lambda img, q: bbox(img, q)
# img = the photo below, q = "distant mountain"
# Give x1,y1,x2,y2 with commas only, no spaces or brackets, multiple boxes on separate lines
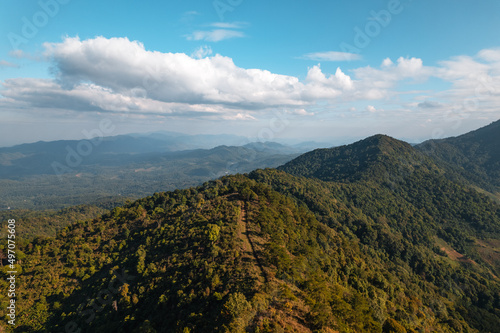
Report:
243,141,302,154
0,133,308,179
0,133,245,177
0,137,300,209
417,119,500,192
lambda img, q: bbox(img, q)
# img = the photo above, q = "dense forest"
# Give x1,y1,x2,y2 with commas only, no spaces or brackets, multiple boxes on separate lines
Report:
417,119,500,194
0,197,129,240
0,143,299,210
0,121,499,332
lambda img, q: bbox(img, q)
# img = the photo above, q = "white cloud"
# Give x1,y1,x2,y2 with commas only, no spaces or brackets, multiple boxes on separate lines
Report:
303,65,354,100
0,36,336,118
8,49,40,61
186,22,247,42
38,37,365,112
210,22,246,29
191,45,213,59
301,51,362,62
350,56,434,100
355,57,431,84
432,50,500,114
291,108,314,116
186,29,245,42
222,113,256,120
2,36,500,126
0,60,18,68
437,56,490,81
477,49,500,62
306,66,353,89
381,58,393,68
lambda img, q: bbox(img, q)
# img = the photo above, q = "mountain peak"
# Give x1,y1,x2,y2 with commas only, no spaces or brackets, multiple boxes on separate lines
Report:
278,134,421,183
417,118,500,190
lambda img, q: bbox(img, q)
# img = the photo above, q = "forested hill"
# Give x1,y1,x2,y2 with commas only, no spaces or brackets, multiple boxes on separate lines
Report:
417,119,500,193
3,173,500,332
1,124,500,332
277,132,500,275
277,134,435,183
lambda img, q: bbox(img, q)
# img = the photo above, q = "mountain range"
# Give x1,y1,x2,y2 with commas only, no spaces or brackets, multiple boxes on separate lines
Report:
0,132,331,210
0,120,499,332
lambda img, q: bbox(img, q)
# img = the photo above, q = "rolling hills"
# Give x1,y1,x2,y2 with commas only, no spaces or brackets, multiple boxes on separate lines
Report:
1,122,499,332
0,134,309,210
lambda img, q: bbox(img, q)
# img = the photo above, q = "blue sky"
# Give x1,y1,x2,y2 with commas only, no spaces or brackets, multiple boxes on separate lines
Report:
1,0,500,146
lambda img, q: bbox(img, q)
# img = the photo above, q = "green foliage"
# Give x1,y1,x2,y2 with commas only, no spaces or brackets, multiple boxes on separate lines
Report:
1,129,500,332
383,318,407,333
418,119,500,192
0,204,113,240
208,224,221,244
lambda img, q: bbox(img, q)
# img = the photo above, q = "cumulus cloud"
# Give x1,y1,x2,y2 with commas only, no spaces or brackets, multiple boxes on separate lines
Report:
191,45,213,59
349,57,435,100
432,50,500,116
381,58,393,68
478,49,500,62
2,36,500,123
355,57,431,84
0,36,356,118
301,51,362,62
1,77,231,118
291,108,314,116
437,56,490,82
304,65,354,99
42,37,309,108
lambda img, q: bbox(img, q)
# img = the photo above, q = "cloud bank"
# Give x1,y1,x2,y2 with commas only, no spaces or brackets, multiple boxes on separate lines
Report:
1,37,357,118
1,37,500,122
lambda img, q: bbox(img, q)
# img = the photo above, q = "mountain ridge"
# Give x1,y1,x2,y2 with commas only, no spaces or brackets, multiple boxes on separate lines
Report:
279,134,436,184
417,119,500,192
1,121,500,332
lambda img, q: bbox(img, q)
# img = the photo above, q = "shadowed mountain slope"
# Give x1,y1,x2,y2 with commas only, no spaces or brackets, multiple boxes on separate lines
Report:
417,119,500,192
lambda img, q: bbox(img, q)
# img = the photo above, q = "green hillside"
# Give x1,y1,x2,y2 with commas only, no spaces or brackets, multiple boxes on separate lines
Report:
417,119,500,193
277,134,436,183
1,130,499,332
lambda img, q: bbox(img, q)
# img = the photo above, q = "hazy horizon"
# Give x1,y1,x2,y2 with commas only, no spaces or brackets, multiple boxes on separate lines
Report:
1,1,500,148
1,117,496,149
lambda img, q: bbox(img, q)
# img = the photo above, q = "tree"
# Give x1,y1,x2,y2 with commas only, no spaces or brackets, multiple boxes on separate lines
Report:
383,318,407,333
208,224,221,245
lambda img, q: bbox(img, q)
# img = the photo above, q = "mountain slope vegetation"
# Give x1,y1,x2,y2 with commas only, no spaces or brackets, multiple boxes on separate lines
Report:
1,126,500,332
417,119,500,193
2,172,499,332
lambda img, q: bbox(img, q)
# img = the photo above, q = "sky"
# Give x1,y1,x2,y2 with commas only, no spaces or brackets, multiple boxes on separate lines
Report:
0,0,500,147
